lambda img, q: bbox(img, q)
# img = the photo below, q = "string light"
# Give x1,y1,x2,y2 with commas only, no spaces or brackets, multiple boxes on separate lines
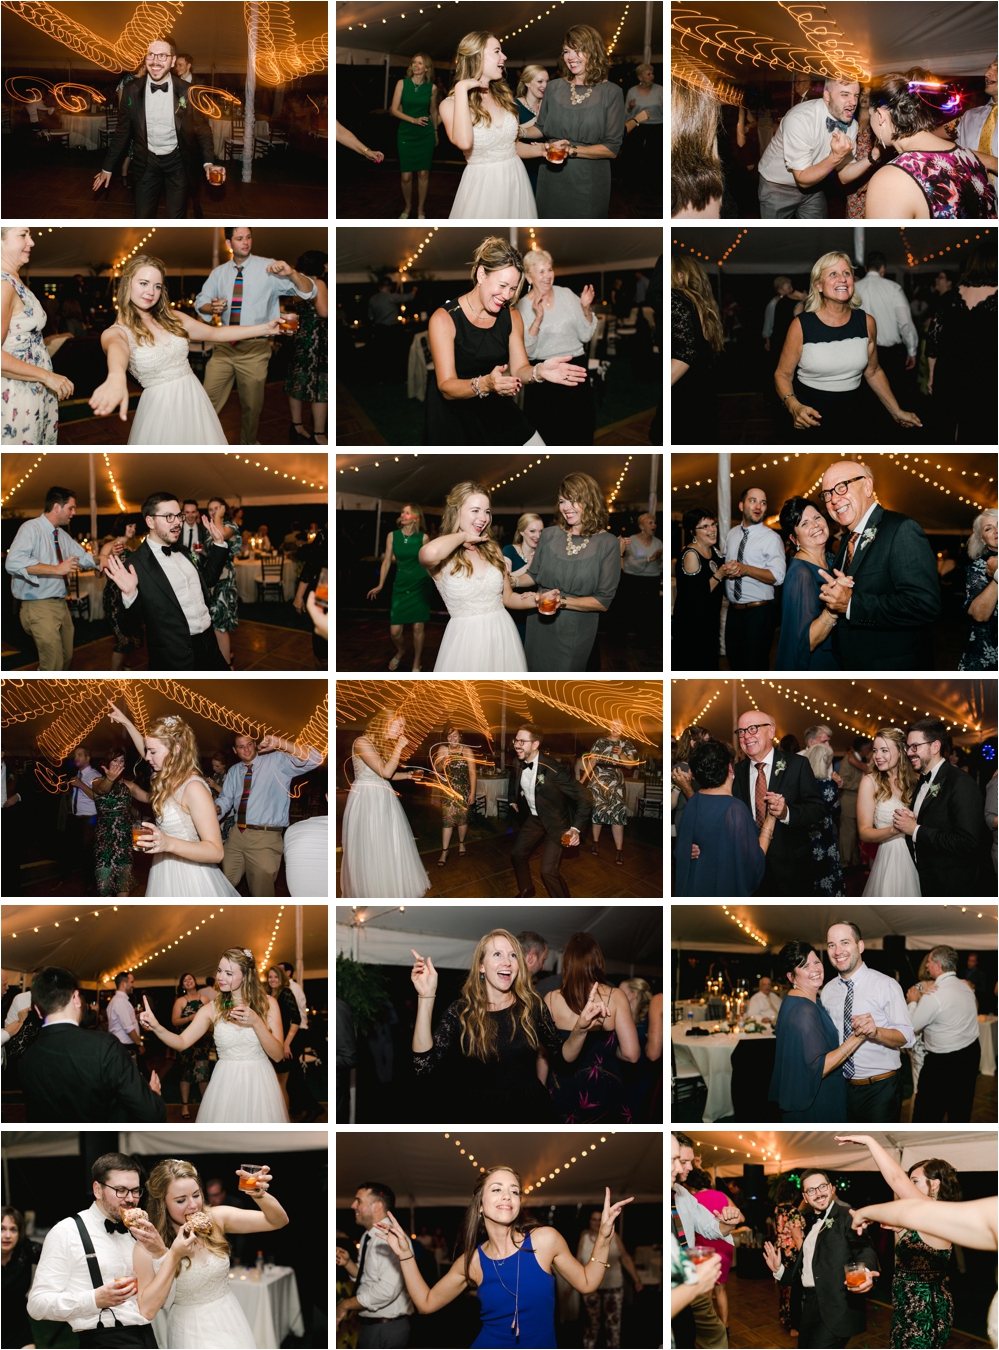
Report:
720,905,767,947
187,85,242,119
884,454,991,510
441,1130,614,1194
672,678,729,732
672,2,869,79
399,226,439,276
258,905,285,974
606,2,630,56
0,2,185,70
250,2,329,85
114,228,158,269
125,906,227,974
486,455,550,491
222,451,325,490
777,1,870,80
4,75,106,112
499,3,567,43
1,452,47,506
608,455,634,509
670,57,743,106
718,230,748,265
103,453,126,512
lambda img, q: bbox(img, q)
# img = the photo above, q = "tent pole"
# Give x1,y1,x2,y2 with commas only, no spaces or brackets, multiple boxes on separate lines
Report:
500,684,507,771
718,453,731,536
643,0,653,65
243,2,259,183
88,453,97,543
384,56,390,109
296,905,303,985
648,452,659,518
509,226,517,249
854,225,864,269
375,498,382,555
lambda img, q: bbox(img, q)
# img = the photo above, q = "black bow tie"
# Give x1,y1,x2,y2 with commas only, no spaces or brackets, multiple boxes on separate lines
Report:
160,543,183,556
919,772,931,784
150,81,169,93
104,1218,129,1235
521,760,535,772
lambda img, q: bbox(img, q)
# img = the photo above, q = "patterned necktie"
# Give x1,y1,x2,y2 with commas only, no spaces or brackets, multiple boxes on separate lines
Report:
844,530,860,573
979,102,997,154
842,978,855,1078
670,1192,689,1250
53,528,69,596
754,760,767,831
236,763,253,831
733,525,749,601
229,265,244,345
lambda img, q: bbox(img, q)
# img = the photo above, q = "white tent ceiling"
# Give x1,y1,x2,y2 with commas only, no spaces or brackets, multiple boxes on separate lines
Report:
669,679,997,745
669,226,998,276
671,1,996,79
683,1130,998,1176
1,1130,325,1157
336,904,664,971
336,226,663,282
2,1,328,73
2,451,329,512
337,1130,662,1207
18,228,329,277
1,904,330,983
670,903,999,952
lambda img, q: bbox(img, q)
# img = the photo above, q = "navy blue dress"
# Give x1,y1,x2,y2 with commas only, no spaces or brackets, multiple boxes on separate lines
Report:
769,994,847,1122
502,544,536,645
673,793,765,897
775,554,839,670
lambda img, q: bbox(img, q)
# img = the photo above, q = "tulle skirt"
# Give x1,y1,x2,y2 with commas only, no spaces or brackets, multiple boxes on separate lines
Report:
434,608,529,673
197,1055,289,1123
863,836,922,897
167,1290,257,1348
340,779,430,899
129,370,228,445
450,154,538,220
146,852,241,897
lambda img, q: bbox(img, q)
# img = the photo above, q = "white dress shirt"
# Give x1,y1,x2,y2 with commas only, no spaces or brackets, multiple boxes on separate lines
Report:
747,990,782,1020
288,977,309,1030
520,754,541,815
122,541,226,633
854,271,919,356
759,97,859,187
722,522,786,603
907,970,980,1053
144,74,180,155
672,1184,734,1247
72,765,100,818
355,1228,416,1319
107,988,139,1046
911,757,945,842
180,521,202,552
5,989,32,1028
746,746,791,824
957,101,997,187
820,962,915,1076
26,1203,160,1331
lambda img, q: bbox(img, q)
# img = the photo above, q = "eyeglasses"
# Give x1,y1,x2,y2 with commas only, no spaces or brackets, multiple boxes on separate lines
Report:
104,1185,143,1199
512,738,536,746
153,512,183,523
818,475,867,503
907,740,933,750
735,724,774,737
803,1183,830,1198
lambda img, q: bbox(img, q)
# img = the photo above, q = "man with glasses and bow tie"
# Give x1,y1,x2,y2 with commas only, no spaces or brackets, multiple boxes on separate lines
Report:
757,75,875,217
510,723,591,897
27,1150,177,1348
816,459,941,670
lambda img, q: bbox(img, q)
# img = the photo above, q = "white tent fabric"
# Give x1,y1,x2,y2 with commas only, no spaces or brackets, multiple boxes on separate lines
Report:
19,227,329,277
337,1131,662,1207
671,904,999,952
687,1130,998,1177
122,1130,326,1156
1,1132,80,1158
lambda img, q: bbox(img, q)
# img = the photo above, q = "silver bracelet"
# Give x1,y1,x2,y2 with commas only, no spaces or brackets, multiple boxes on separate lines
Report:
471,375,489,398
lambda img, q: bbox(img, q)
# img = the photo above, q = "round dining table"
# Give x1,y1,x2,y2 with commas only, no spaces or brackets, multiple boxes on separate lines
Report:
476,775,510,816
61,112,105,149
211,116,270,159
233,556,296,603
671,1022,775,1122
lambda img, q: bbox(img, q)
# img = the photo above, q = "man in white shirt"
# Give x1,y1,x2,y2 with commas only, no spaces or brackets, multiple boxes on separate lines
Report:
179,500,208,556
853,252,919,407
336,1181,414,1347
66,744,100,889
746,977,782,1023
757,77,874,217
27,1150,173,1347
720,486,786,669
821,921,915,1122
107,972,143,1059
955,58,997,191
672,1133,742,1349
907,945,982,1122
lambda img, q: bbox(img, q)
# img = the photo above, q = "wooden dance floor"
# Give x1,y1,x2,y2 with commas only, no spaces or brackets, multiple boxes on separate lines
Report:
9,621,317,672
335,835,662,899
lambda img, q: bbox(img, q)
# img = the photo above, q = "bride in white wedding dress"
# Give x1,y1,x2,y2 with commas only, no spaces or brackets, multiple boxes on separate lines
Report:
441,33,563,218
109,704,240,897
858,727,922,896
88,253,280,444
340,709,431,898
419,482,541,671
134,1157,288,1348
140,948,289,1122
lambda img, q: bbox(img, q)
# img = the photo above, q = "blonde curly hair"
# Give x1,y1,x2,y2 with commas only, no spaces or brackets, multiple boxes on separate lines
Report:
213,947,272,1023
869,726,920,809
450,32,517,126
145,1158,231,1270
114,254,188,347
146,715,209,819
435,481,507,580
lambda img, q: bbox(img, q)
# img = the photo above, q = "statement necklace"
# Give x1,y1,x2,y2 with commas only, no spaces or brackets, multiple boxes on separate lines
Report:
565,531,588,556
569,82,592,106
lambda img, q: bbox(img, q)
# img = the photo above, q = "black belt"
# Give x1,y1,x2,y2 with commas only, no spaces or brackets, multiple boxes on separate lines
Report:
359,1315,409,1324
239,824,287,833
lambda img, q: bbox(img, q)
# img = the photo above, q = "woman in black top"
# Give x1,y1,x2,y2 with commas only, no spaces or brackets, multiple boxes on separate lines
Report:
671,506,725,669
2,1206,42,1350
425,235,586,446
266,965,301,1116
671,255,724,444
410,929,613,1123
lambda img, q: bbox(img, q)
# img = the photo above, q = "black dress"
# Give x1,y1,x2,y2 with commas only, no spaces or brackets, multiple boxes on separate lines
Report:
925,289,997,444
671,290,717,444
413,998,572,1122
424,300,538,446
671,545,724,668
2,1239,42,1349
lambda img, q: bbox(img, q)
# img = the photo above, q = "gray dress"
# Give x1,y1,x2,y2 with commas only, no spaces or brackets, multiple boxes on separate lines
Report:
524,526,621,670
535,79,625,219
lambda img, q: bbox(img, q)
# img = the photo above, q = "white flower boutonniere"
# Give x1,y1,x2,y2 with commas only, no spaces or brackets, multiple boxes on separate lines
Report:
927,782,941,798
774,758,787,775
177,95,187,111
819,1210,837,1232
859,526,877,551
537,773,546,786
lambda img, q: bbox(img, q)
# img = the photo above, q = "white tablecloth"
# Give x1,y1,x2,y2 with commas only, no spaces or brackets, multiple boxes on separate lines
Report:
477,776,510,816
672,1023,774,1122
980,1014,997,1076
624,780,645,816
212,116,270,158
673,1002,709,1024
234,557,296,603
61,112,105,149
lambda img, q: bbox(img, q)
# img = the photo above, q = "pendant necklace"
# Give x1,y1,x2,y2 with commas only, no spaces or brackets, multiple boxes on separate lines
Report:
493,1245,521,1340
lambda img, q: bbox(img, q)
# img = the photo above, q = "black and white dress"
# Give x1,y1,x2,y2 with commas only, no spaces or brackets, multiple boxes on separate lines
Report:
790,308,869,442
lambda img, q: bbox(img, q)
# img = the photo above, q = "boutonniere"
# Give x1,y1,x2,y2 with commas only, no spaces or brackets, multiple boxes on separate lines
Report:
819,1210,837,1232
927,782,941,798
537,773,546,786
774,758,787,775
177,95,187,112
860,526,877,550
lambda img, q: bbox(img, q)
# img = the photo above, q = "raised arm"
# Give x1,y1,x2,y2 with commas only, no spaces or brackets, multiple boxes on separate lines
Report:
371,1214,471,1313
834,1135,917,1197
107,701,146,756
140,995,216,1052
851,1196,998,1250
549,1189,635,1293
214,1165,289,1232
354,733,409,781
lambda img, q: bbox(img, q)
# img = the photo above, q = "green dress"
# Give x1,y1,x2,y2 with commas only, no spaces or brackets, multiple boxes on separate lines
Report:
397,77,435,171
390,528,433,623
440,748,471,826
94,779,133,897
889,1232,953,1348
589,736,638,825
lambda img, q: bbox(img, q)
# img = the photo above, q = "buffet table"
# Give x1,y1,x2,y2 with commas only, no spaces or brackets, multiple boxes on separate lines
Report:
233,557,296,603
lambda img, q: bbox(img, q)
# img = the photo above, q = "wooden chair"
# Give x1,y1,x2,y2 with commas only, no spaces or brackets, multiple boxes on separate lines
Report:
254,555,285,602
65,568,91,622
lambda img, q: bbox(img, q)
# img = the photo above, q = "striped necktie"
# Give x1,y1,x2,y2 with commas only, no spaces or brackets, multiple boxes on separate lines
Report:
841,978,855,1078
53,528,69,595
229,265,244,344
733,526,749,601
236,763,253,831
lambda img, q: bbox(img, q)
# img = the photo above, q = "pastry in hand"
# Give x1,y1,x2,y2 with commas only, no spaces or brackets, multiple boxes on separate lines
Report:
187,1211,213,1234
121,1207,148,1228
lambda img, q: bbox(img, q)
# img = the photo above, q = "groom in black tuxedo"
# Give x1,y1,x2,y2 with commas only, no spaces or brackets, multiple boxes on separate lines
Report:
732,711,825,896
104,492,230,670
94,37,223,218
893,717,987,896
816,459,940,670
510,724,591,897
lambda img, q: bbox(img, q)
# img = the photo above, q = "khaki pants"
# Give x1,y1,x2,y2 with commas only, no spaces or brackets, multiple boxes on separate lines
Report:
20,597,75,670
222,827,284,895
202,338,271,444
691,1290,728,1349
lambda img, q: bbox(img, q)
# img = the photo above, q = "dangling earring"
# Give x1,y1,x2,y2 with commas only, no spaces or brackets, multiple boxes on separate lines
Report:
480,972,485,981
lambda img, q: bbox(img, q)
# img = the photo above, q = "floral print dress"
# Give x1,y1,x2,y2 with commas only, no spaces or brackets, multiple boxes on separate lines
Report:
588,736,638,826
547,1025,629,1123
283,296,327,402
810,776,845,896
958,549,997,670
2,272,58,444
439,748,471,827
775,1202,806,1331
93,779,134,897
890,1231,953,1349
670,1234,696,1350
209,524,242,633
177,996,213,1083
891,147,996,218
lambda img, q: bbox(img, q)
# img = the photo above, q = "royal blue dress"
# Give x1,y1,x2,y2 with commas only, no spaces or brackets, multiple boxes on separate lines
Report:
775,554,839,670
473,1235,556,1348
673,793,765,897
769,994,847,1122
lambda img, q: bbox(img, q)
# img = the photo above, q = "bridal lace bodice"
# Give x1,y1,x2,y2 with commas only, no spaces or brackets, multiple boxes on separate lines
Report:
212,1015,270,1063
351,745,393,793
172,1246,231,1307
873,795,907,840
433,563,505,618
123,325,193,389
156,778,206,842
465,109,518,165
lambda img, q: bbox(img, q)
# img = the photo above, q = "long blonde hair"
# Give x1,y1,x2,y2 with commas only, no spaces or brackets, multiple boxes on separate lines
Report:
145,1159,231,1270
671,254,724,353
115,254,187,347
458,930,542,1062
804,251,863,313
362,707,403,762
870,726,920,808
146,715,208,818
621,977,653,1023
451,32,517,125
213,947,272,1023
436,481,507,579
